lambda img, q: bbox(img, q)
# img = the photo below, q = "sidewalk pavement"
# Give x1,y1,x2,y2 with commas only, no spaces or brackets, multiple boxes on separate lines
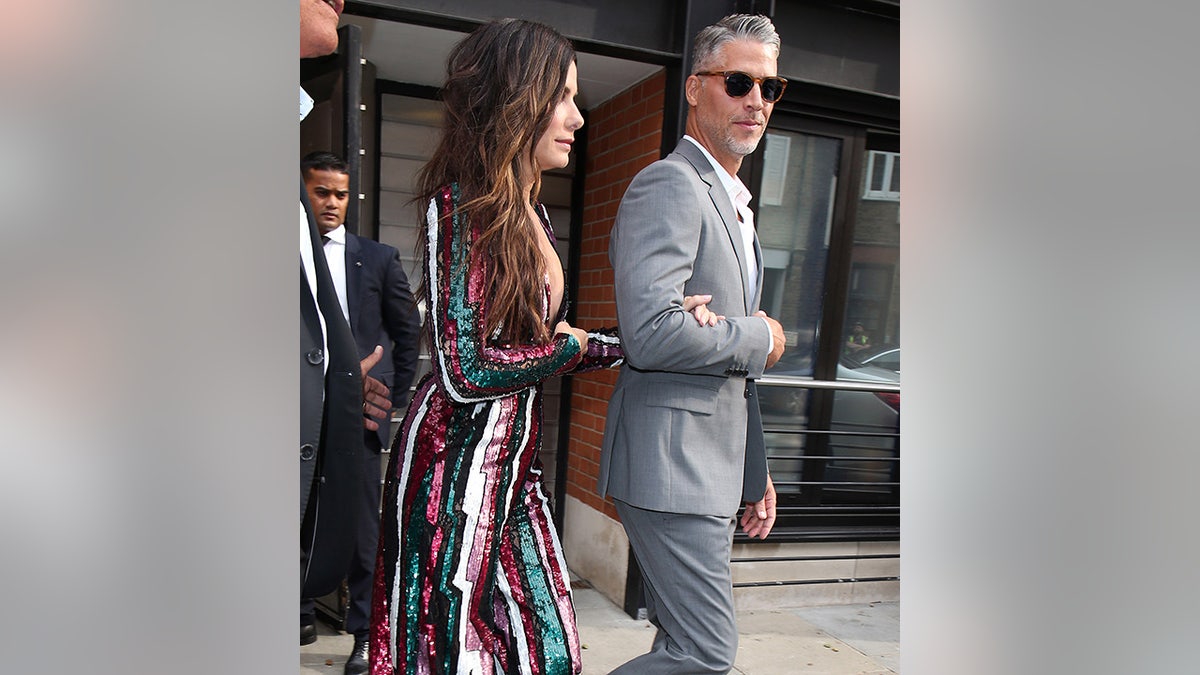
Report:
301,582,898,674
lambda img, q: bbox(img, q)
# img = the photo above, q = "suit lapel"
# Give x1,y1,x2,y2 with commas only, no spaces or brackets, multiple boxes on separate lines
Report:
301,179,356,370
750,231,764,311
345,233,363,330
675,142,752,314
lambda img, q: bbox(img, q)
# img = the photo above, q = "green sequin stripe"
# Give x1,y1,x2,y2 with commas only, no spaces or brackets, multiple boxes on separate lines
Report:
397,403,487,673
436,184,583,398
509,499,572,673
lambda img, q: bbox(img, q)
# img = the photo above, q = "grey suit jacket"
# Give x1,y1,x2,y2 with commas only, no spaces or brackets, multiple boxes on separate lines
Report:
599,140,771,518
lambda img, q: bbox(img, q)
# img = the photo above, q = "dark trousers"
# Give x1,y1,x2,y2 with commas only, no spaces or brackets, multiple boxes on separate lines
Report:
302,430,383,639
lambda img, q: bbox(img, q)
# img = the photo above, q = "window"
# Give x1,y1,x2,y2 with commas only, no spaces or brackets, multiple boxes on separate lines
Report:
749,123,900,539
863,150,899,201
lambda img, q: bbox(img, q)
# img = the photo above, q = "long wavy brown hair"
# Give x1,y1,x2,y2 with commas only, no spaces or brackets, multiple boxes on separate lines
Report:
417,19,576,345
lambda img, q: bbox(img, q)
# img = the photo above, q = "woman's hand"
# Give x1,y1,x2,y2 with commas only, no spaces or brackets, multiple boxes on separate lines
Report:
682,294,724,327
554,321,589,348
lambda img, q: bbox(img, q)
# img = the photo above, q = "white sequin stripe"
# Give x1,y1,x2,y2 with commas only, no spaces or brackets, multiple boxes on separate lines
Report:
586,330,621,362
424,198,473,404
586,330,620,347
494,563,533,675
529,466,581,667
427,196,512,405
493,392,539,675
451,395,525,674
387,384,434,671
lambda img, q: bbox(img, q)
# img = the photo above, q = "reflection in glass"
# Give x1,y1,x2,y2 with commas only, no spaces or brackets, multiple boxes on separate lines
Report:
752,132,900,510
755,131,842,376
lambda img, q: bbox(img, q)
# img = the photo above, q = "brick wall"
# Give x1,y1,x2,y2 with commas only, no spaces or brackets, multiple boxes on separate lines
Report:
566,69,672,521
566,71,666,521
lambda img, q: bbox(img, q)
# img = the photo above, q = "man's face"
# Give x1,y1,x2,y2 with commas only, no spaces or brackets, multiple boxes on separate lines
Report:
304,169,350,235
300,0,343,58
686,39,778,171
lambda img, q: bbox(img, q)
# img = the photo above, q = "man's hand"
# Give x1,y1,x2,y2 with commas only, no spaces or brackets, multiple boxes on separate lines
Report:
755,311,786,368
360,346,391,432
682,294,724,327
739,474,777,539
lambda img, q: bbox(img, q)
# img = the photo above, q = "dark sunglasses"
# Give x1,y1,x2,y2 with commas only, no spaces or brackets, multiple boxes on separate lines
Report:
694,70,788,103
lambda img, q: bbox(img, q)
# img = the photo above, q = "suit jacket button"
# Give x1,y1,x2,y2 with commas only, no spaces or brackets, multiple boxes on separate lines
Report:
300,443,316,461
306,348,324,365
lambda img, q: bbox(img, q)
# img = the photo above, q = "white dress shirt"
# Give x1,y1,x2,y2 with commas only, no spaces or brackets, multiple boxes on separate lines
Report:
682,136,759,292
681,136,771,353
321,224,350,322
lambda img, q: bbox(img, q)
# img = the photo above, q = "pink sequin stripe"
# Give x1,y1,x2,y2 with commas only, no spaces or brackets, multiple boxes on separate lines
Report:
496,530,538,674
427,189,582,402
490,396,575,675
456,398,517,669
526,471,582,670
370,376,438,675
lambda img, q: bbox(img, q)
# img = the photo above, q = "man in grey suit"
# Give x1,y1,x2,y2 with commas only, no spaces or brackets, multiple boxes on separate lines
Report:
600,14,787,674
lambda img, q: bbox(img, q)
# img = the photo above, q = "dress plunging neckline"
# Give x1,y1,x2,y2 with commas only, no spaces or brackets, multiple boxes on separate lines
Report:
531,204,565,325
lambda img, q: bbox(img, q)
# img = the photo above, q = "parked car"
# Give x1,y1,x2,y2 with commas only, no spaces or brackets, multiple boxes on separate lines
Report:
830,347,899,499
850,344,899,374
758,346,899,500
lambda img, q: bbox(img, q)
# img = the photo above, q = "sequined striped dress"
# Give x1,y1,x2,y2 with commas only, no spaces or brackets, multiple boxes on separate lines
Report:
369,185,622,675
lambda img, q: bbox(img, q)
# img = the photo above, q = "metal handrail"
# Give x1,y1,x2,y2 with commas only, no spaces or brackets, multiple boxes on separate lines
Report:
732,553,898,563
769,454,898,462
757,375,900,393
764,428,898,438
775,480,900,487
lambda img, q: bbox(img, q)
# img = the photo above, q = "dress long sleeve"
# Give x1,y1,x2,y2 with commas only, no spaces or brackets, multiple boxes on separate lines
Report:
425,185,587,403
572,327,622,373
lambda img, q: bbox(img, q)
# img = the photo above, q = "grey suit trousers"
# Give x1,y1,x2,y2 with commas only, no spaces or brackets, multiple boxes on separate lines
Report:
613,499,738,675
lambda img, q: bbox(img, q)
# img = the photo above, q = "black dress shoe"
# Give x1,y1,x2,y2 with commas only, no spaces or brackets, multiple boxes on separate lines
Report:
344,637,369,675
300,623,317,646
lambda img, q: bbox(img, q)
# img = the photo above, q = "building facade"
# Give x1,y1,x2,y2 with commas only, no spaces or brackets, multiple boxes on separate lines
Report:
302,0,900,616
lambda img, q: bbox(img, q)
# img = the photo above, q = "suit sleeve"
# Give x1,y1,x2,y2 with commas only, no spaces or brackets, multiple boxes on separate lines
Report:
610,160,770,377
381,248,421,407
425,187,584,403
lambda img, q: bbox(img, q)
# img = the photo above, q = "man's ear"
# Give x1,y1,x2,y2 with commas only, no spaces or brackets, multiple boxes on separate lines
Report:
684,75,701,107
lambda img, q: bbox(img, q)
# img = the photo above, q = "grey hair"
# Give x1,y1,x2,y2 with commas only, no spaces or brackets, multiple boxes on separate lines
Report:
690,14,781,73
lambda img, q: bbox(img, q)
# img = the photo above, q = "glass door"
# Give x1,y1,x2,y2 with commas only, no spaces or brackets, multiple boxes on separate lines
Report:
752,129,841,499
744,118,900,534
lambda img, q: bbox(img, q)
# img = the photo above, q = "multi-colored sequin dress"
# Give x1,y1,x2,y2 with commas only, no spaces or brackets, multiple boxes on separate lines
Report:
369,185,622,675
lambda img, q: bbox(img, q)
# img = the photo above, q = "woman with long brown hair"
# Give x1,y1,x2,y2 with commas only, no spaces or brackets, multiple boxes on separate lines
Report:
368,19,716,675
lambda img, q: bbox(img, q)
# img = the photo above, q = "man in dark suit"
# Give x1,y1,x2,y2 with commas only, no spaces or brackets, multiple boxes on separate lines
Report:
300,0,393,652
301,152,421,675
600,14,787,674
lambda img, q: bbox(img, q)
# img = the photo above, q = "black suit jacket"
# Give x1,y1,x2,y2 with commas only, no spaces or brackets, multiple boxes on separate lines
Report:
299,181,363,597
344,232,420,450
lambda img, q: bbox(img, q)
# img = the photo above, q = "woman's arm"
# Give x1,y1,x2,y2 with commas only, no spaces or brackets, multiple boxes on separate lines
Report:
425,186,584,403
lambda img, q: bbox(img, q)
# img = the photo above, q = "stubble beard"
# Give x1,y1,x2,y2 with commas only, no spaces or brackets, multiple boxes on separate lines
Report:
720,122,764,158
